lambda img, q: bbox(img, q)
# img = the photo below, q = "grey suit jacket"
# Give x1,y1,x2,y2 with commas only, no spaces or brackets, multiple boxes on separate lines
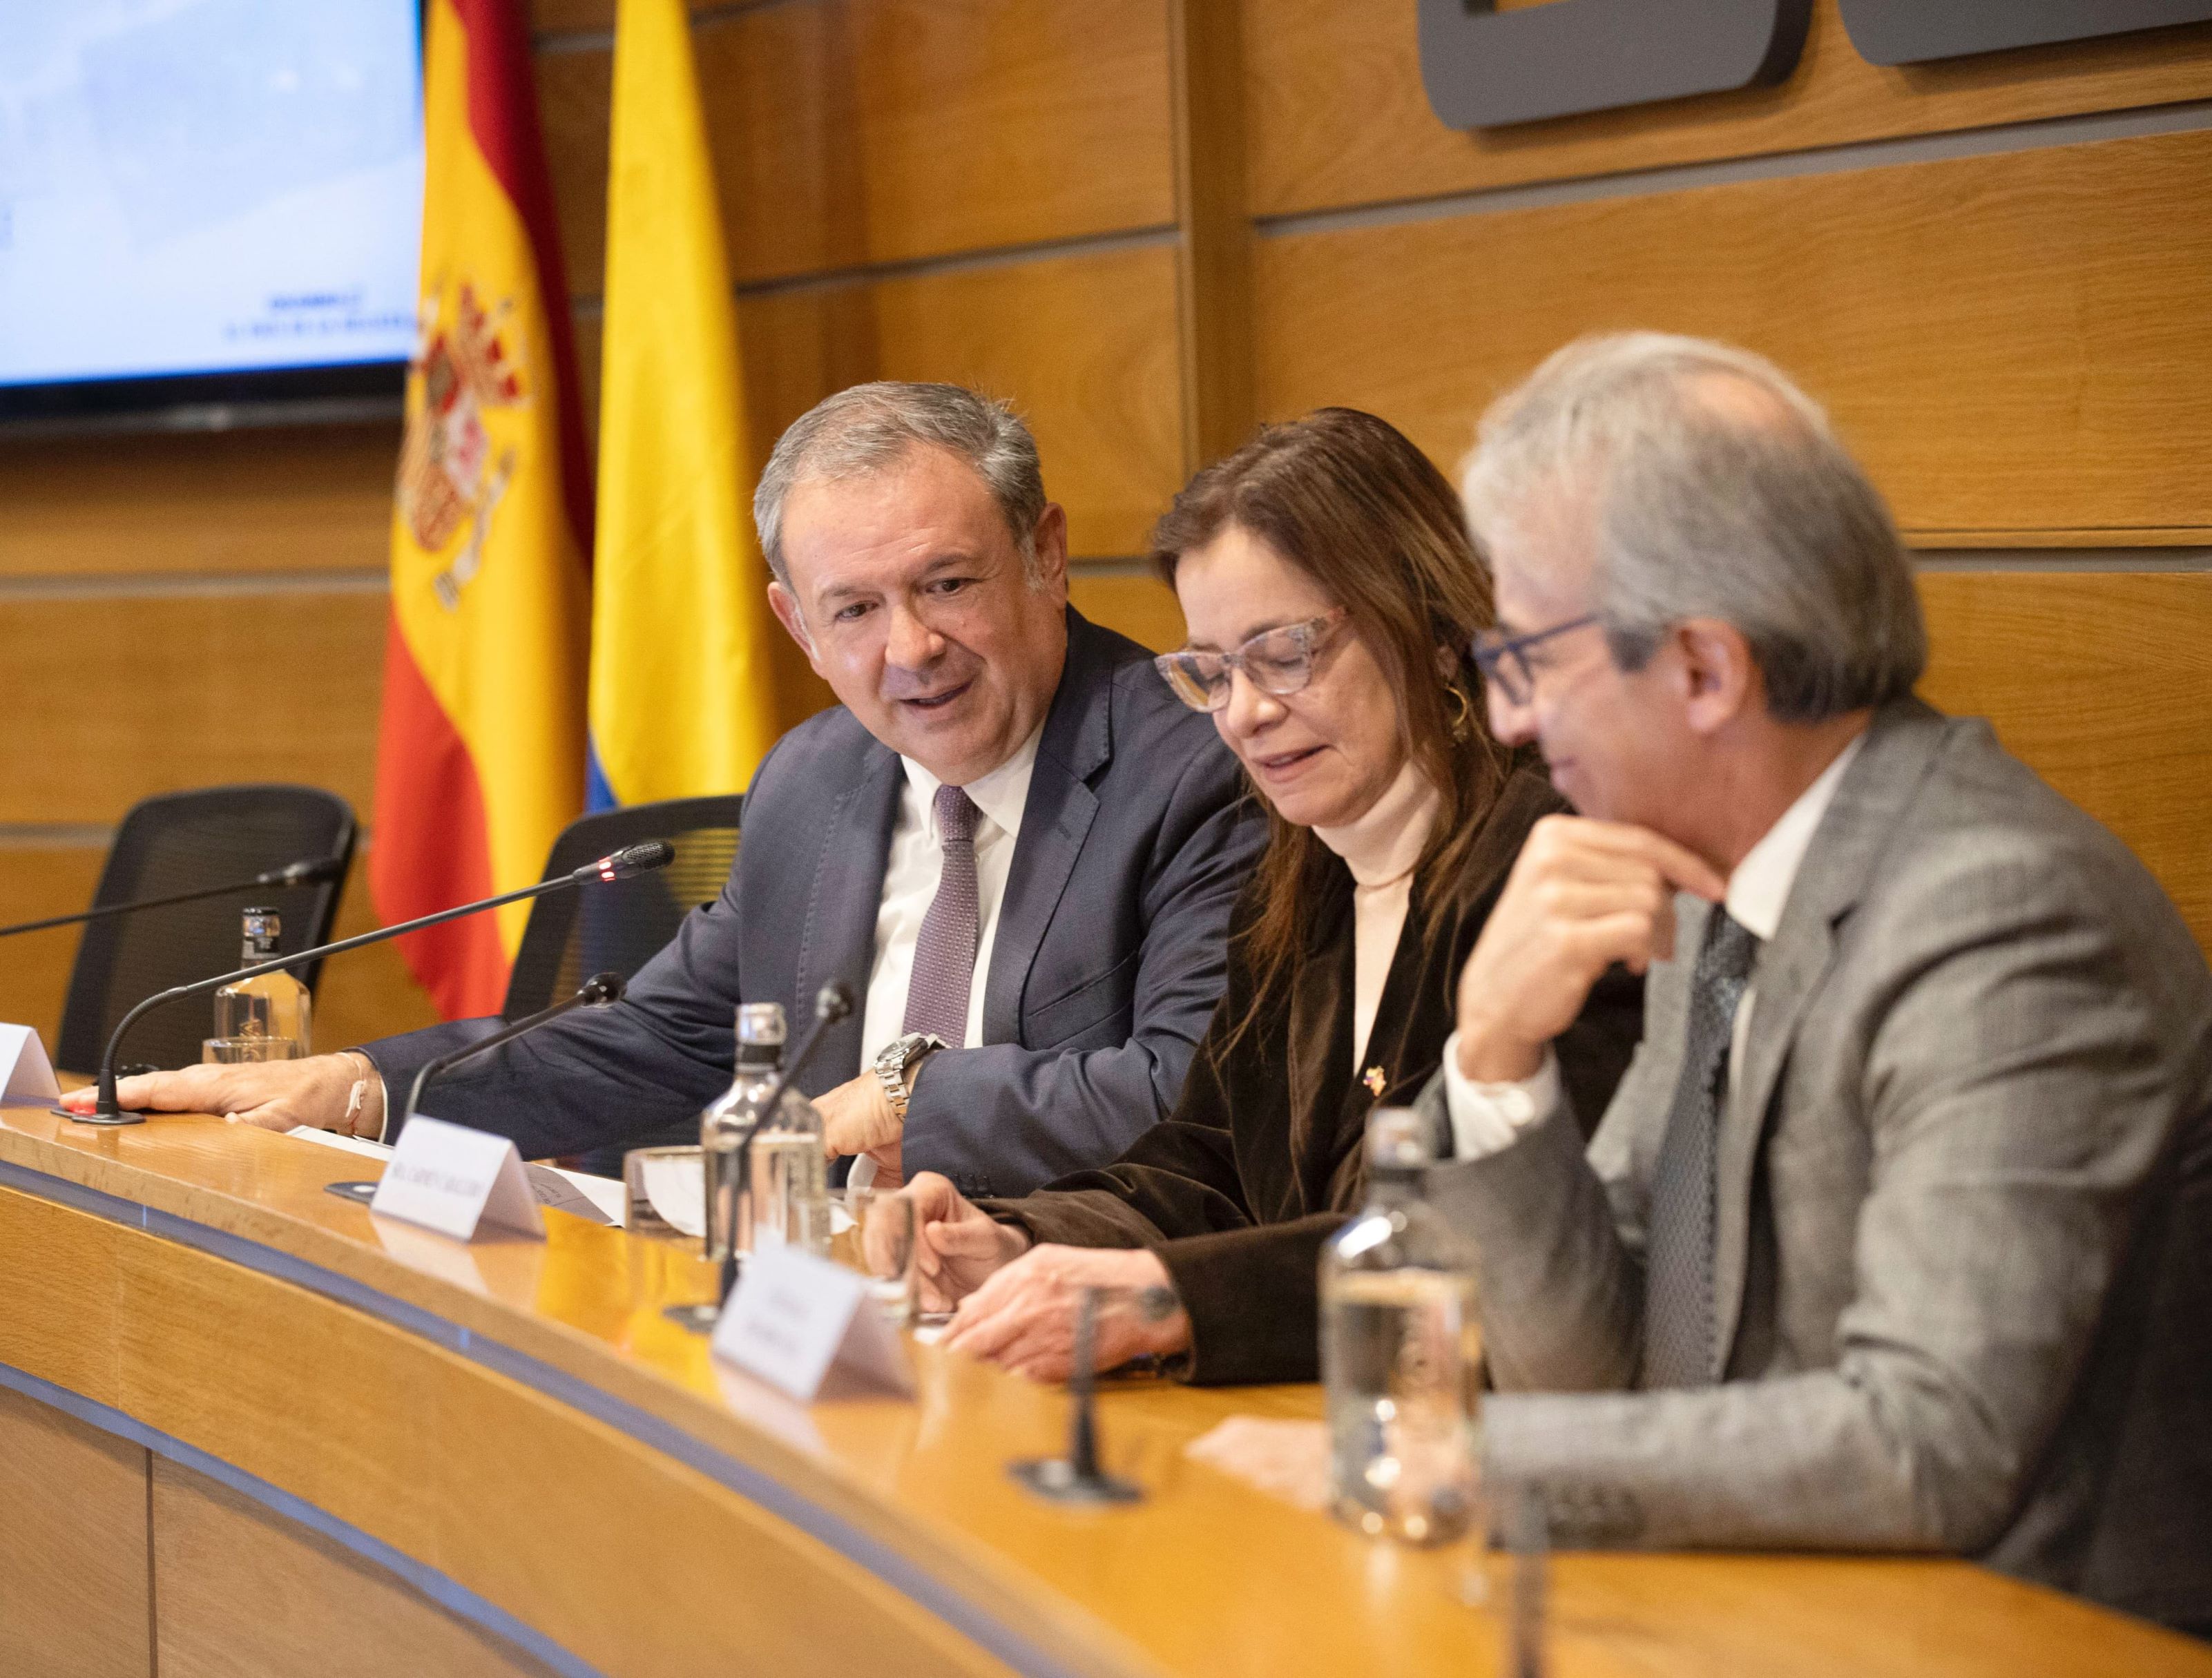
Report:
367,610,1268,1196
1422,697,2212,1631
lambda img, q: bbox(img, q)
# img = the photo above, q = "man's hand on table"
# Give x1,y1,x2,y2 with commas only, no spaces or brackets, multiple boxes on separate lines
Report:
1453,814,1724,1081
943,1244,1191,1382
57,1052,380,1137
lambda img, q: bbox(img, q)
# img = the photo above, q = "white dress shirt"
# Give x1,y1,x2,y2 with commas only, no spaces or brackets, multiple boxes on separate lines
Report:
1313,760,1440,1073
857,724,1042,1070
1441,734,1866,1159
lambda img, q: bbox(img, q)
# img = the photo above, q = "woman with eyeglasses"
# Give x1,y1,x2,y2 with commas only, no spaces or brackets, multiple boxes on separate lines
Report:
890,407,1643,1384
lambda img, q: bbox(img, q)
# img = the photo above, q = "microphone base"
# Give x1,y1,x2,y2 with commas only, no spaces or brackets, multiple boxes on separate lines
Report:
57,1105,146,1127
662,1301,722,1335
1008,1456,1143,1506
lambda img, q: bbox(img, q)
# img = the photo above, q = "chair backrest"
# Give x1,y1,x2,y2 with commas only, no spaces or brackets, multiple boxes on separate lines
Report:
57,785,358,1076
501,795,744,1021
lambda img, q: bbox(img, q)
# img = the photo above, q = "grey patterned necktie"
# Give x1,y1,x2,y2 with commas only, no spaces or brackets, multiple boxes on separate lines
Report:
1642,907,1761,1390
901,784,981,1048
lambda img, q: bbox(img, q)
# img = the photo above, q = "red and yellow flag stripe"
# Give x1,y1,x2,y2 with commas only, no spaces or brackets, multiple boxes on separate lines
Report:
373,0,592,1019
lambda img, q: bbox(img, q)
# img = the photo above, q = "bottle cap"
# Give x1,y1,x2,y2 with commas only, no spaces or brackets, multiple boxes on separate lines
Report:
735,1002,788,1047
1365,1106,1432,1175
241,905,282,947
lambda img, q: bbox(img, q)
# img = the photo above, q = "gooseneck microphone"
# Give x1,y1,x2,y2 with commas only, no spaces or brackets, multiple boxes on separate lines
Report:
399,971,626,1134
0,854,349,941
713,980,856,1300
752,982,857,1153
63,842,676,1128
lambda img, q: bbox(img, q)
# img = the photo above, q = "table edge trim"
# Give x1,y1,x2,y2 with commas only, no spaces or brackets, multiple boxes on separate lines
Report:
0,1156,1084,1678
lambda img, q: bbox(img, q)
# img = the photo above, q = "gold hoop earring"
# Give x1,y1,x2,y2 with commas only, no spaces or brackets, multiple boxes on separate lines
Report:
1445,682,1474,742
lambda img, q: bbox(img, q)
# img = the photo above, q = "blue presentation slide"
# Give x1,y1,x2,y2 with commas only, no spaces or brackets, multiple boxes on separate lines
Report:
0,0,424,388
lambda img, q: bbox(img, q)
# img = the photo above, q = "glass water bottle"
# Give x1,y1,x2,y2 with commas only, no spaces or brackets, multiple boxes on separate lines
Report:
699,1003,827,1269
744,1032,829,1259
210,906,311,1059
1320,1106,1483,1546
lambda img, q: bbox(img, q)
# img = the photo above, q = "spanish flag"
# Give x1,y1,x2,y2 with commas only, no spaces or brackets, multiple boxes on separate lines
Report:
375,0,592,1019
586,0,782,809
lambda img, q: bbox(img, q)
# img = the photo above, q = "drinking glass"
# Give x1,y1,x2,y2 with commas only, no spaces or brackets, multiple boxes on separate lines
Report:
838,1186,919,1325
202,1036,300,1064
622,1144,705,1238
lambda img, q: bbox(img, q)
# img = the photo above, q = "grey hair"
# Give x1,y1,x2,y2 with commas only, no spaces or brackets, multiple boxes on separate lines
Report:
752,381,1047,592
1461,331,1925,722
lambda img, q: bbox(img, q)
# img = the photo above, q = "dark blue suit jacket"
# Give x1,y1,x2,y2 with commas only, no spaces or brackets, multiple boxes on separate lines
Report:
365,610,1267,1196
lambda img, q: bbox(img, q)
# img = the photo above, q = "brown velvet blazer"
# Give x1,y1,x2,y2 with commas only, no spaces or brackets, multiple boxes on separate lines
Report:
986,767,1644,1385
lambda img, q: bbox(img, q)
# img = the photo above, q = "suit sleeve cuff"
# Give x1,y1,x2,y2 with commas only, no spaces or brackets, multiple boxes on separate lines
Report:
1439,1032,1559,1161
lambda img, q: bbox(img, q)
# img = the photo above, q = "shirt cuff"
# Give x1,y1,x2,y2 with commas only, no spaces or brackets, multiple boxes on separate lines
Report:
1438,1032,1559,1161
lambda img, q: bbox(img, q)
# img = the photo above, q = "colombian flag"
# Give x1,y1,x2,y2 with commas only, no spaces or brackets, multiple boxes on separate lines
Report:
375,0,592,1019
586,0,782,809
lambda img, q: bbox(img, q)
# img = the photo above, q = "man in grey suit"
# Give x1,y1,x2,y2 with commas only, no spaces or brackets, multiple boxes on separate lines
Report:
93,383,1264,1197
1432,334,2212,1631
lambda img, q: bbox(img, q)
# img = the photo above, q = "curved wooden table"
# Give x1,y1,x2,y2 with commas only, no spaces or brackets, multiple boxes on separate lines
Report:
1,1104,2206,1678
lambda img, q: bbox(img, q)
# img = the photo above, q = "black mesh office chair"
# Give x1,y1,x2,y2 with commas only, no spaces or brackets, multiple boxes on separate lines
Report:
55,785,357,1076
503,796,743,1175
501,795,744,1021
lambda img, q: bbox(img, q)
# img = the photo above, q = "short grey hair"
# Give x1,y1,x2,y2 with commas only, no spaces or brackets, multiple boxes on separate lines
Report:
753,381,1047,592
1462,332,1924,722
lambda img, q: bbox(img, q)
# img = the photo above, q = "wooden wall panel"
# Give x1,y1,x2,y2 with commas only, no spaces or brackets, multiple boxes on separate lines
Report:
742,245,1186,557
1244,0,2212,218
152,1458,556,1678
0,425,398,577
1255,127,2212,545
0,1384,151,1678
0,847,104,1058
698,0,1176,283
535,44,615,306
0,592,385,826
1068,570,1186,655
1917,570,2212,956
539,3,1177,302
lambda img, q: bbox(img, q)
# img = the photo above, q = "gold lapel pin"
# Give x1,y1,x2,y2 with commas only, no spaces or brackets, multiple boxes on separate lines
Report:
1363,1065,1387,1098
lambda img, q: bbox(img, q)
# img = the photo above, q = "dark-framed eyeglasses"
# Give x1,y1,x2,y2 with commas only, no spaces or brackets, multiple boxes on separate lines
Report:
1470,613,1601,706
1154,607,1349,713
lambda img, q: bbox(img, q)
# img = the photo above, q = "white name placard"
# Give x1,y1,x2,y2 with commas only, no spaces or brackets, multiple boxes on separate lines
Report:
368,1115,546,1242
0,1024,60,1105
711,1245,914,1403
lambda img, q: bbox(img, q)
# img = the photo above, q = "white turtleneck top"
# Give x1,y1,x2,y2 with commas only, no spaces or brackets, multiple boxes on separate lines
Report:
1313,759,1441,1074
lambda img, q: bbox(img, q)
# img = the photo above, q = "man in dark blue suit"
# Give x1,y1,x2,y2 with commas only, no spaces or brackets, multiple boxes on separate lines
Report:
98,384,1264,1197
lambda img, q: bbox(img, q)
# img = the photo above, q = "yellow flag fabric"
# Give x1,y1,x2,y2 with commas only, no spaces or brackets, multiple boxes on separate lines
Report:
376,0,592,1018
588,0,780,807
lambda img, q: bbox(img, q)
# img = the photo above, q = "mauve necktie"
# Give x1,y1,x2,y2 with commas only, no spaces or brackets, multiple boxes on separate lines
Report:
1642,907,1761,1390
901,783,981,1047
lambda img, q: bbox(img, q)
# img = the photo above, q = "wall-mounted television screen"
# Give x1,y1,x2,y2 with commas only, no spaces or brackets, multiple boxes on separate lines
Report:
0,1,424,428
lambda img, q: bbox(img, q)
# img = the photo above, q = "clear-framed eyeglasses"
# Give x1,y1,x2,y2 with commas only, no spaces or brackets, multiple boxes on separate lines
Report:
1469,613,1601,707
1154,607,1349,713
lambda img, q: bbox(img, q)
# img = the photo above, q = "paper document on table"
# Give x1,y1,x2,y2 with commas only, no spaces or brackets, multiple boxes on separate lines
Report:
285,1126,394,1161
641,1150,706,1238
525,1164,624,1226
